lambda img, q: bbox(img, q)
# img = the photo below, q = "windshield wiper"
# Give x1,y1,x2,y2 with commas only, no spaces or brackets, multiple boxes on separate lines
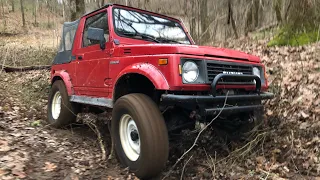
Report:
122,32,161,43
158,38,183,44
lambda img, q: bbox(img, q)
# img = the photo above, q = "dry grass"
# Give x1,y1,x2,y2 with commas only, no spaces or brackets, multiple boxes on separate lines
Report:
0,45,56,67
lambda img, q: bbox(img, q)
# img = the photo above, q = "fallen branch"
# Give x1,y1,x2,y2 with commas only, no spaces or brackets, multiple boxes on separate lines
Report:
77,113,108,161
107,119,114,160
204,148,216,178
180,155,193,180
162,92,229,180
87,121,107,161
1,65,51,73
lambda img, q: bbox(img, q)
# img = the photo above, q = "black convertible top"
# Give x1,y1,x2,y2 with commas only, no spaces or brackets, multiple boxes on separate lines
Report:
53,20,80,65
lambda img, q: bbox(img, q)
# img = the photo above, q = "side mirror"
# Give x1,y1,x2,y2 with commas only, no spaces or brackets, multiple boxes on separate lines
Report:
87,27,106,50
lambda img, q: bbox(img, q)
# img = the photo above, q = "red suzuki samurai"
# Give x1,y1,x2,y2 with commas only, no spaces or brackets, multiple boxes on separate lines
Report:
47,3,273,178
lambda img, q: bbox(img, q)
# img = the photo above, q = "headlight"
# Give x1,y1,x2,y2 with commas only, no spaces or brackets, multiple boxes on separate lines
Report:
253,67,261,78
182,61,199,83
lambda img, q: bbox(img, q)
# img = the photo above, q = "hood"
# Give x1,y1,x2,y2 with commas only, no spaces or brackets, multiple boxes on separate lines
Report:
117,44,261,63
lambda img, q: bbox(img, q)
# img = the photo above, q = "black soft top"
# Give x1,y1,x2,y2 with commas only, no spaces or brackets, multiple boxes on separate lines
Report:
53,20,80,65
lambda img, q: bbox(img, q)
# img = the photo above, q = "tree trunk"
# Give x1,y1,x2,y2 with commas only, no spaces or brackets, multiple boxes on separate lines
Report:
144,0,149,10
245,2,253,36
62,0,65,19
200,0,209,44
96,0,100,8
1,0,6,27
190,0,197,42
76,0,85,17
70,0,85,21
253,0,260,28
228,0,238,39
138,0,143,8
34,0,38,26
273,0,282,23
11,0,14,12
20,0,25,27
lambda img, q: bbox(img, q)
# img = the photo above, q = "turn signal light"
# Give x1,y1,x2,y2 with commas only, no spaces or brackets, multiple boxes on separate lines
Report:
178,64,182,75
158,58,168,65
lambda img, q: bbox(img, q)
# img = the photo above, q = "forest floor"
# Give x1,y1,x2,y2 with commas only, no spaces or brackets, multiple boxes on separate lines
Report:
0,34,320,180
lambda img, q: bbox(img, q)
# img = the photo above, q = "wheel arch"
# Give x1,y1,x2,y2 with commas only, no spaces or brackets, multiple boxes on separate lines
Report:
113,73,155,102
115,63,169,88
51,70,74,96
113,63,169,102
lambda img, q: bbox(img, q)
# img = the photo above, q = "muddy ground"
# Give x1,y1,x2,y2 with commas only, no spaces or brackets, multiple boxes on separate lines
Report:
0,39,320,180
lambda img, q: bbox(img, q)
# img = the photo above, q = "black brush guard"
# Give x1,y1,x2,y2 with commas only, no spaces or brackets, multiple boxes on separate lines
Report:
161,74,274,116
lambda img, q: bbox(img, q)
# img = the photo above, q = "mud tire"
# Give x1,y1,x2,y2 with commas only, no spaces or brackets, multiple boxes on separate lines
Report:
112,93,169,179
47,80,78,128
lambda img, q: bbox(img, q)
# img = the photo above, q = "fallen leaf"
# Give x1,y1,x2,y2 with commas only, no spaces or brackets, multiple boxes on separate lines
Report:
300,111,309,119
11,169,26,179
256,156,266,165
0,140,10,152
299,122,310,130
42,162,57,172
267,109,273,116
0,169,8,176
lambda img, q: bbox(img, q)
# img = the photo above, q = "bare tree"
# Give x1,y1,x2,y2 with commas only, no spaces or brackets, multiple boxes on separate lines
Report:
96,0,104,8
20,0,25,27
62,0,66,19
34,0,39,26
1,0,6,27
11,0,14,12
189,0,198,42
70,0,85,21
227,0,238,39
200,0,209,44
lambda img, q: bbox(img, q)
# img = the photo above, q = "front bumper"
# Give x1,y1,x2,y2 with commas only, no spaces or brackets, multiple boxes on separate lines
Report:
161,74,274,116
161,92,274,115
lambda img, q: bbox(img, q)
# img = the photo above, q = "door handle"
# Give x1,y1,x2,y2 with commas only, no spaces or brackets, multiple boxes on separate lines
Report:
78,56,83,60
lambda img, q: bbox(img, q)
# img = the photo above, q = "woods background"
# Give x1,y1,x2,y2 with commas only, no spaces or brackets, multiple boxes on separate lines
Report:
1,0,319,45
0,1,319,179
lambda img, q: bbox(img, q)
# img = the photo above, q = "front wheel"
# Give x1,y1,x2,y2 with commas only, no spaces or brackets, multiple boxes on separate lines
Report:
112,93,169,179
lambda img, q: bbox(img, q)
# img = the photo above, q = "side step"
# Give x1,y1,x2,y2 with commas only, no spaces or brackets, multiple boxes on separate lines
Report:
70,95,113,108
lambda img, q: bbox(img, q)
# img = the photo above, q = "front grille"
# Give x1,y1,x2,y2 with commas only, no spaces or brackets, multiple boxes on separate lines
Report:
206,62,253,84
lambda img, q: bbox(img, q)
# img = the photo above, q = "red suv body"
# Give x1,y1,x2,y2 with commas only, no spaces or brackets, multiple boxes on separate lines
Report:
48,4,273,179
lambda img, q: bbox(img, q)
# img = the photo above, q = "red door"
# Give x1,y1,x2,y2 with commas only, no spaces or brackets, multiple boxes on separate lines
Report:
73,11,111,97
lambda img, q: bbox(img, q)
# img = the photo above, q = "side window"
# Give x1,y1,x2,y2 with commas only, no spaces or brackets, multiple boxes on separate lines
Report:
83,12,109,47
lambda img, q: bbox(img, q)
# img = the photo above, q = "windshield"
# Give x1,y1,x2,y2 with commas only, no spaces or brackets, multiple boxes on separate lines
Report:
113,8,191,44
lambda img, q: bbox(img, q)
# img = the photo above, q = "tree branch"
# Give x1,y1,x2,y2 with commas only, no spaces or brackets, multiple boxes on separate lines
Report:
162,92,229,180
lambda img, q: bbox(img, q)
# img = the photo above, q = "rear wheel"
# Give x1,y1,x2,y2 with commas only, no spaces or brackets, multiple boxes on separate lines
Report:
112,93,169,179
47,80,78,128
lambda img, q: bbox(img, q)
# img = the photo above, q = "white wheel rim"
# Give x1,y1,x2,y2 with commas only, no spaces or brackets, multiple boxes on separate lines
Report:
51,91,62,120
119,114,140,161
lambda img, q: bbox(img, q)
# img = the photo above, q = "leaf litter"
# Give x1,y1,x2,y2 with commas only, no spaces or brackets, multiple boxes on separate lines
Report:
0,39,319,179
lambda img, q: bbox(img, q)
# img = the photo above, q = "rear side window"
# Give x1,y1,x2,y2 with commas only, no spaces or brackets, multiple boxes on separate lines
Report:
64,29,76,50
58,21,78,52
83,12,109,47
